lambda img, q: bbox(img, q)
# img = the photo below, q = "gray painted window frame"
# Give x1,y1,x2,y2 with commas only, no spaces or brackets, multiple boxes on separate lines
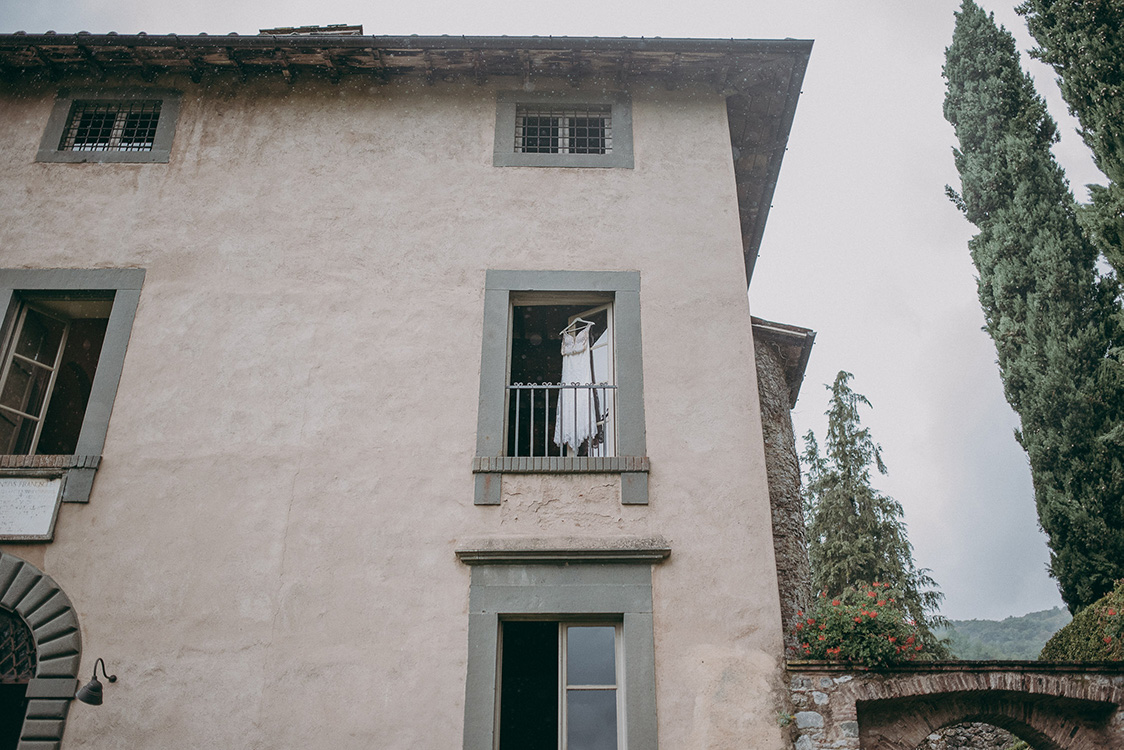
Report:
36,88,182,164
493,91,634,169
461,563,658,750
474,270,648,505
0,269,145,505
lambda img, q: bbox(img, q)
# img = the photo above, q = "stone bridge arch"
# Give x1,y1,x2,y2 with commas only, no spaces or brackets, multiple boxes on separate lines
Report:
0,552,83,750
788,663,1124,750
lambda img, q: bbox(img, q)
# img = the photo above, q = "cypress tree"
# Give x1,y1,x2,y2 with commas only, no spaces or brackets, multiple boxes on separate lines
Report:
943,0,1124,611
802,371,946,644
1018,0,1124,276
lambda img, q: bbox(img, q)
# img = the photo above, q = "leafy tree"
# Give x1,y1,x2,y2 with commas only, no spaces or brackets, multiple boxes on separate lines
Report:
943,0,1124,611
1018,0,1124,276
802,371,947,649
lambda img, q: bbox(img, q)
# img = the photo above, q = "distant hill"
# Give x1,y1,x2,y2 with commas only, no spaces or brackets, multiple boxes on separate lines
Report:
938,607,1072,660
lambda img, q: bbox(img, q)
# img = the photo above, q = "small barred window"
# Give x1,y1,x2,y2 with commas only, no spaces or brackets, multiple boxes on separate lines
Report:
58,100,162,153
515,106,611,155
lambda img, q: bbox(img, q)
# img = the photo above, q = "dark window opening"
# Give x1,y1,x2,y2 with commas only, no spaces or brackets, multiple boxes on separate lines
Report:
0,294,112,455
507,303,614,458
59,100,162,153
515,107,611,155
499,621,558,750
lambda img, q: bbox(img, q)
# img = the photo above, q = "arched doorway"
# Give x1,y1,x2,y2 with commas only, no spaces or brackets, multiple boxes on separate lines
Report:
916,721,1032,750
0,553,82,750
0,608,36,748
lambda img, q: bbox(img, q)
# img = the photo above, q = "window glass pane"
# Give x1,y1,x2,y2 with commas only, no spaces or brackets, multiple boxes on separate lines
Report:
566,689,617,750
15,310,65,366
37,317,108,454
566,626,615,685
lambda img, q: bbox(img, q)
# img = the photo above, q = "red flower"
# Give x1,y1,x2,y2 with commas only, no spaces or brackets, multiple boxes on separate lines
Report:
888,637,897,643
1105,637,1113,644
819,624,826,630
796,623,804,630
877,600,886,606
1108,609,1117,616
818,635,826,641
915,645,922,651
867,591,876,598
854,616,862,622
832,600,840,606
869,611,878,618
807,619,816,625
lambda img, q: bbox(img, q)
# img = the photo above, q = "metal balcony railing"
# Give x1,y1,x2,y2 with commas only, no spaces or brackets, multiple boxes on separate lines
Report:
506,382,617,458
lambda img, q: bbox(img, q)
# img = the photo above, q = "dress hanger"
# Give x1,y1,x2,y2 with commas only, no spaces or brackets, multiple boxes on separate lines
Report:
560,317,594,336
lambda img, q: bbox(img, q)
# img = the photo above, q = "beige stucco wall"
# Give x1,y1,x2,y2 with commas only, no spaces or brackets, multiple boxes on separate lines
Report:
0,72,784,748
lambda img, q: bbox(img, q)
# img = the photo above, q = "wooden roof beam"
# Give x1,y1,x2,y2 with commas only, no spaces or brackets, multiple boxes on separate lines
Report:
567,50,581,88
369,46,389,84
28,45,60,80
322,52,341,83
472,50,486,86
225,47,247,81
664,52,681,90
423,50,436,85
615,51,633,88
520,51,532,87
179,42,206,83
75,43,105,80
128,47,155,81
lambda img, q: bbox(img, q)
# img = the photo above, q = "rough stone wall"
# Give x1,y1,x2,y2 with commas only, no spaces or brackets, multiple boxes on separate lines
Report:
917,723,1021,750
755,339,813,653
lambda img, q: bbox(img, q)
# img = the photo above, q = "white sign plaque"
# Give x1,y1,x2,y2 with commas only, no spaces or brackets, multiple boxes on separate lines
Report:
0,477,63,541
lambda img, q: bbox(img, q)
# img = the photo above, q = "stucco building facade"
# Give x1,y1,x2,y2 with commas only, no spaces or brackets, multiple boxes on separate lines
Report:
0,28,812,749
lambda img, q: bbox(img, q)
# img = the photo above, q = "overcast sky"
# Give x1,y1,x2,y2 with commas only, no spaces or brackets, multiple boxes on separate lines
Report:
0,0,1104,620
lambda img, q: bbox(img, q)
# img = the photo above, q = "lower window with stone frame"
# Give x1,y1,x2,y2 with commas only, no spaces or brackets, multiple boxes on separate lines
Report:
458,551,662,750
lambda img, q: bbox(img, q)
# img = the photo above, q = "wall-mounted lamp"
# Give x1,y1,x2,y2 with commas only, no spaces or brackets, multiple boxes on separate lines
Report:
75,658,117,706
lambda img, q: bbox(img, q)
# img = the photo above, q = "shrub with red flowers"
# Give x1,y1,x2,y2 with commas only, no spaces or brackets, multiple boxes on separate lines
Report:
1040,579,1124,661
791,582,942,666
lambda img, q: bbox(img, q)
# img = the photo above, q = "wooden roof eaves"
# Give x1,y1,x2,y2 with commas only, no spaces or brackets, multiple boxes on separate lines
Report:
0,33,813,56
751,316,816,408
733,45,811,289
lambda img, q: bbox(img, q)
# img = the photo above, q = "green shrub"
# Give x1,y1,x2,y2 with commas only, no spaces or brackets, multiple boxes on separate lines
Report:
793,583,941,666
1039,580,1124,661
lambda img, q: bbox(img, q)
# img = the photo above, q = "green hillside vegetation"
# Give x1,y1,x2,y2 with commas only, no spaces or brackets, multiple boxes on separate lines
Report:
939,608,1071,660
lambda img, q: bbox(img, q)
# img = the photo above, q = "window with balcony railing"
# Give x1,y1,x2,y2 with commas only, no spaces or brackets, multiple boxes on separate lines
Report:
507,302,615,458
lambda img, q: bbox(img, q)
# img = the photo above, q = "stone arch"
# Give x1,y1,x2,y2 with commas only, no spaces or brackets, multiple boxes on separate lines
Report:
0,552,83,750
840,672,1124,750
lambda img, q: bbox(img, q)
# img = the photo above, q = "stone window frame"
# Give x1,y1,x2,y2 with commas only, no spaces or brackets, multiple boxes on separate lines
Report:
493,90,634,169
0,268,145,505
473,270,648,505
457,550,663,750
36,88,182,164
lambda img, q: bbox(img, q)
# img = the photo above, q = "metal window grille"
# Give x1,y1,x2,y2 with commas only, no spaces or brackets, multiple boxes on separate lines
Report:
515,106,611,154
58,100,162,152
0,609,36,684
506,382,616,457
